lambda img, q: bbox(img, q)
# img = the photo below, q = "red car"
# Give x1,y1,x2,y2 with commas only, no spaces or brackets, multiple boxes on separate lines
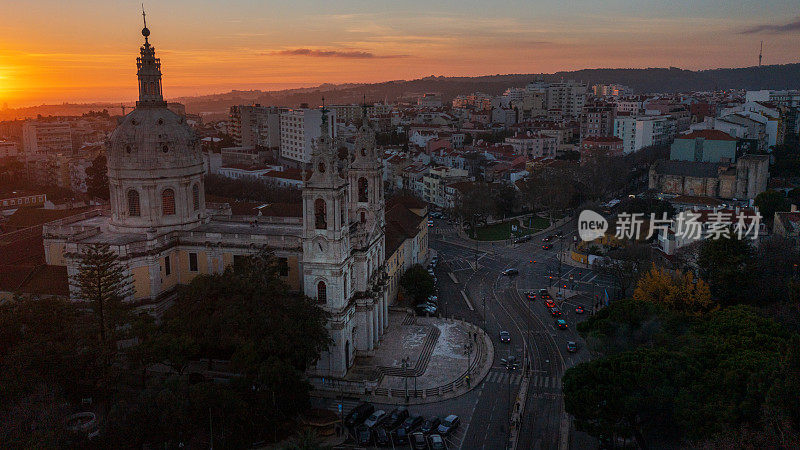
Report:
545,299,556,308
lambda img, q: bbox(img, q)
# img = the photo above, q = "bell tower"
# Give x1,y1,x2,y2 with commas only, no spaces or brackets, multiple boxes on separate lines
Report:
302,105,352,308
347,104,385,290
136,7,166,108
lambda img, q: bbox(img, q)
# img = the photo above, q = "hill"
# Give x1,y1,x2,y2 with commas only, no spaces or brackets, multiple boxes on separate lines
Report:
3,63,800,120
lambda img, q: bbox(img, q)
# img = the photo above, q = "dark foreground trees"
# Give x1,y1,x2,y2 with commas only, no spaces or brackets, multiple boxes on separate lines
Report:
0,250,330,449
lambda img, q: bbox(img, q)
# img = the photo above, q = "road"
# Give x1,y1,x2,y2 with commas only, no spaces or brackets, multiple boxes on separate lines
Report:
428,216,613,449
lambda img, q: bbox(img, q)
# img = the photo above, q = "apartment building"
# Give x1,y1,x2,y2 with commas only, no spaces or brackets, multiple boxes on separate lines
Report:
22,121,72,157
614,114,675,153
228,104,281,148
279,108,337,166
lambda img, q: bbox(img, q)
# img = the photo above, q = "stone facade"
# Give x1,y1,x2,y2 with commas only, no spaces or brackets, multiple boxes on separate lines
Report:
42,26,395,379
649,154,769,200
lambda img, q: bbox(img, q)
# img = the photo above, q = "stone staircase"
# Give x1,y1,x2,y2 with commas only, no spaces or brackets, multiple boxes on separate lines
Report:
377,326,440,378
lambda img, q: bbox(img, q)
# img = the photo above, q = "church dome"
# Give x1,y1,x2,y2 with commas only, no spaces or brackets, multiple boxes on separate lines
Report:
106,25,206,233
107,108,202,173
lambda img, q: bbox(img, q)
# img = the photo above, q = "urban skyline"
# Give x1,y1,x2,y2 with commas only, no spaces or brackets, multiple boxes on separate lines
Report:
1,1,799,107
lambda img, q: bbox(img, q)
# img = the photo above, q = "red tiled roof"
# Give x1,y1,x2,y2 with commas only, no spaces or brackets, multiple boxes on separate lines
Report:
677,130,737,141
3,206,93,230
0,264,69,297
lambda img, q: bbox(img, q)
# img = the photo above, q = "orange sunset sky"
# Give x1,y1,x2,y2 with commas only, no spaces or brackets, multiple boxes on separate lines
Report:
1,0,799,108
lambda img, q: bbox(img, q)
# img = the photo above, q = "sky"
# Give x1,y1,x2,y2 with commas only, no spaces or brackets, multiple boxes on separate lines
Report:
0,0,799,108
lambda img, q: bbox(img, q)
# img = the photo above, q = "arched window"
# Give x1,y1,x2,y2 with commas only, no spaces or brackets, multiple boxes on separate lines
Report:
192,184,200,211
127,190,140,217
162,189,175,216
358,177,368,202
360,211,366,224
314,199,327,230
317,281,327,304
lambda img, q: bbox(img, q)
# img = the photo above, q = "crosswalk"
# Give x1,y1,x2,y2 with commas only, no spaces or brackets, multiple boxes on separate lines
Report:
483,370,562,390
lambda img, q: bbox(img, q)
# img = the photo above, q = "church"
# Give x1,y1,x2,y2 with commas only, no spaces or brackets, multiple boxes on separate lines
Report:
42,23,406,378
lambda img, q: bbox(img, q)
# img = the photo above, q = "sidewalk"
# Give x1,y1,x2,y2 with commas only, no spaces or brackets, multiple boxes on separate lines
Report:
310,311,494,405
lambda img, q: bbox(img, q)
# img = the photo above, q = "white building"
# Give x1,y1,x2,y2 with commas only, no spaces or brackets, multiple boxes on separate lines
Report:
228,104,281,148
614,114,674,154
280,108,337,166
0,140,18,159
505,133,558,158
22,121,72,157
547,80,588,117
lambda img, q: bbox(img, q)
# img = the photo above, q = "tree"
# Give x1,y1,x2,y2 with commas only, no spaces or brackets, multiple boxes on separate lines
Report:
755,189,790,226
400,264,435,304
697,235,752,304
85,154,109,200
633,266,716,316
594,242,652,299
70,244,133,347
453,181,495,226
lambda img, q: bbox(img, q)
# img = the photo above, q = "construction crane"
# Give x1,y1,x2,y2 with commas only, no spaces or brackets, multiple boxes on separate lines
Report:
759,41,763,67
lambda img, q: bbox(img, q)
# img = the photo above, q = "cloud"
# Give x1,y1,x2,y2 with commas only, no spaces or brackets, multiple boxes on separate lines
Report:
270,48,407,59
740,17,800,34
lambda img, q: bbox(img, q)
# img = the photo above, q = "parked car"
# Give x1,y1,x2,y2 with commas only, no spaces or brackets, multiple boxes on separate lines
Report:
427,295,439,305
411,431,428,449
499,331,511,343
556,319,568,329
345,402,374,428
356,424,373,446
420,417,442,434
396,416,424,443
567,341,578,352
437,415,460,436
545,299,556,308
416,304,438,316
364,410,387,428
384,407,409,431
430,433,447,449
550,307,561,316
375,427,391,446
575,305,585,314
502,268,519,276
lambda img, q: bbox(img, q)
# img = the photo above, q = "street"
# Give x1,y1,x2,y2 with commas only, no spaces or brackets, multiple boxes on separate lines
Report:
428,216,612,449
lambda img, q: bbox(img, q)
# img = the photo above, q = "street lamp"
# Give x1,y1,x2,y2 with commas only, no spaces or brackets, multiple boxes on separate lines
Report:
464,340,474,387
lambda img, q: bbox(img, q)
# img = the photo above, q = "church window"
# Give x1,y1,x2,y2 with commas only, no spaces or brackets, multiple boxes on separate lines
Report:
162,144,169,153
361,147,367,156
125,145,132,154
164,256,171,276
358,177,368,202
314,199,327,229
360,212,366,224
162,189,175,216
189,253,198,272
318,162,326,173
192,184,200,211
127,190,140,217
317,281,327,304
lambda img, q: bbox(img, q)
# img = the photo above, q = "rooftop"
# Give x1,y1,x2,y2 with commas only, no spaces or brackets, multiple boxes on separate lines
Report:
676,129,737,141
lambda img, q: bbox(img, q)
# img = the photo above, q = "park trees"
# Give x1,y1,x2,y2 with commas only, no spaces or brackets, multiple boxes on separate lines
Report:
633,266,716,316
400,264,435,305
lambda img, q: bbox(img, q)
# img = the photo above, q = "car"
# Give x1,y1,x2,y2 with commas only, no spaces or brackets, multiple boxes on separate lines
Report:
502,268,519,276
427,268,435,275
396,415,424,443
513,235,531,243
429,433,447,449
542,244,553,250
356,424,373,446
427,220,434,227
554,231,564,238
437,415,460,436
556,319,568,329
526,292,537,300
411,431,428,449
542,236,552,242
539,288,550,297
575,305,585,314
545,299,556,308
375,427,391,446
550,307,561,316
344,402,374,428
567,341,578,352
384,407,409,431
548,234,559,240
499,331,511,343
420,417,441,434
364,410,387,428
416,304,438,316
